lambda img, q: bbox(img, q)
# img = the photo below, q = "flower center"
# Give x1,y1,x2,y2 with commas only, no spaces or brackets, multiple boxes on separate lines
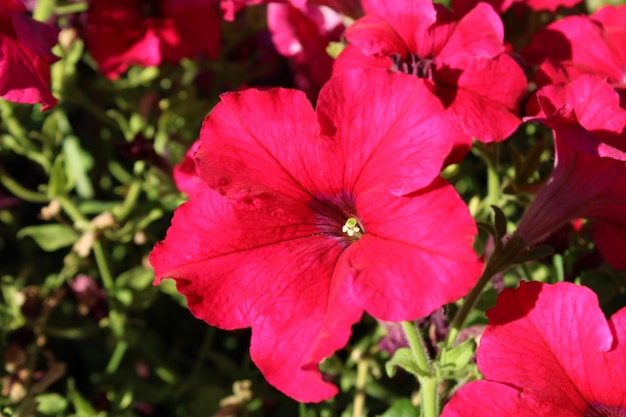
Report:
390,53,434,80
342,217,363,239
309,191,364,246
584,403,626,417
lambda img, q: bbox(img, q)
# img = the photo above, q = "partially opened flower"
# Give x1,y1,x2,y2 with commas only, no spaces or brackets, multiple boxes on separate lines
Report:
450,0,581,17
524,7,626,105
267,3,344,100
150,69,482,402
221,0,363,21
333,0,527,150
516,75,626,246
0,0,59,110
441,281,626,416
86,0,221,79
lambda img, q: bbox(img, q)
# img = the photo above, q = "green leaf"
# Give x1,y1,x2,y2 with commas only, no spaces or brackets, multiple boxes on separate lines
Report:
36,393,68,415
62,135,94,199
116,266,154,290
385,348,429,378
439,338,476,371
68,379,96,417
48,156,70,197
377,399,419,417
17,224,79,251
491,205,507,240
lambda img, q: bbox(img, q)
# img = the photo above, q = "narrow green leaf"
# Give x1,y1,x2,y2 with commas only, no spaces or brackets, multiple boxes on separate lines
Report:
491,205,507,240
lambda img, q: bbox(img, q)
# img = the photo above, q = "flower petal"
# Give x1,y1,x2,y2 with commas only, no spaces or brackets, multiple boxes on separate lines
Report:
316,69,463,196
478,281,615,411
441,380,556,417
195,87,319,203
436,55,525,142
344,178,481,320
150,188,362,402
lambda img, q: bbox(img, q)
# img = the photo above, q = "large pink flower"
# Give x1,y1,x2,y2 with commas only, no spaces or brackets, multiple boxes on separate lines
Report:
0,0,59,110
441,281,626,416
516,76,626,246
333,0,527,149
86,0,221,79
150,69,482,402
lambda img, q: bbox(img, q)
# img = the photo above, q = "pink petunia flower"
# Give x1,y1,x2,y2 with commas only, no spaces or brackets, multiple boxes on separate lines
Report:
0,0,59,110
450,0,581,17
85,0,221,79
150,69,483,402
220,0,363,21
267,3,344,100
441,281,626,416
333,0,527,152
524,6,626,106
516,75,626,246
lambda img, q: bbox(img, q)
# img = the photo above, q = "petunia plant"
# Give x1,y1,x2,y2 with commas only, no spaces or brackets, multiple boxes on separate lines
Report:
1,0,626,416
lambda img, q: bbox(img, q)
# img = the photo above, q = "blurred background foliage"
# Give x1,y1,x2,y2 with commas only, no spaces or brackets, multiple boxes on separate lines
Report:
1,0,626,416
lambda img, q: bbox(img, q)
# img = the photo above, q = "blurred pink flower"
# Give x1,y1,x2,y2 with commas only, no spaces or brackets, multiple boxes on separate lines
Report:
267,3,343,100
220,0,363,21
86,0,221,79
0,0,59,110
451,0,581,16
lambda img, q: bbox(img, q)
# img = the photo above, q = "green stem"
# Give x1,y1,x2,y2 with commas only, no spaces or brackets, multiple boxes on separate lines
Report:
420,377,439,417
352,360,368,417
401,322,438,417
0,100,31,149
401,322,432,374
444,235,526,349
0,168,48,203
92,239,114,291
486,159,500,209
105,340,128,374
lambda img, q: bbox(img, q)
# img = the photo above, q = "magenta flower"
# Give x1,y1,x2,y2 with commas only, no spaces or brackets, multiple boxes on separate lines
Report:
0,0,59,110
267,3,344,100
450,0,581,17
441,281,626,416
524,7,626,105
86,0,221,79
220,0,363,21
333,0,527,150
517,76,626,246
150,69,482,402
